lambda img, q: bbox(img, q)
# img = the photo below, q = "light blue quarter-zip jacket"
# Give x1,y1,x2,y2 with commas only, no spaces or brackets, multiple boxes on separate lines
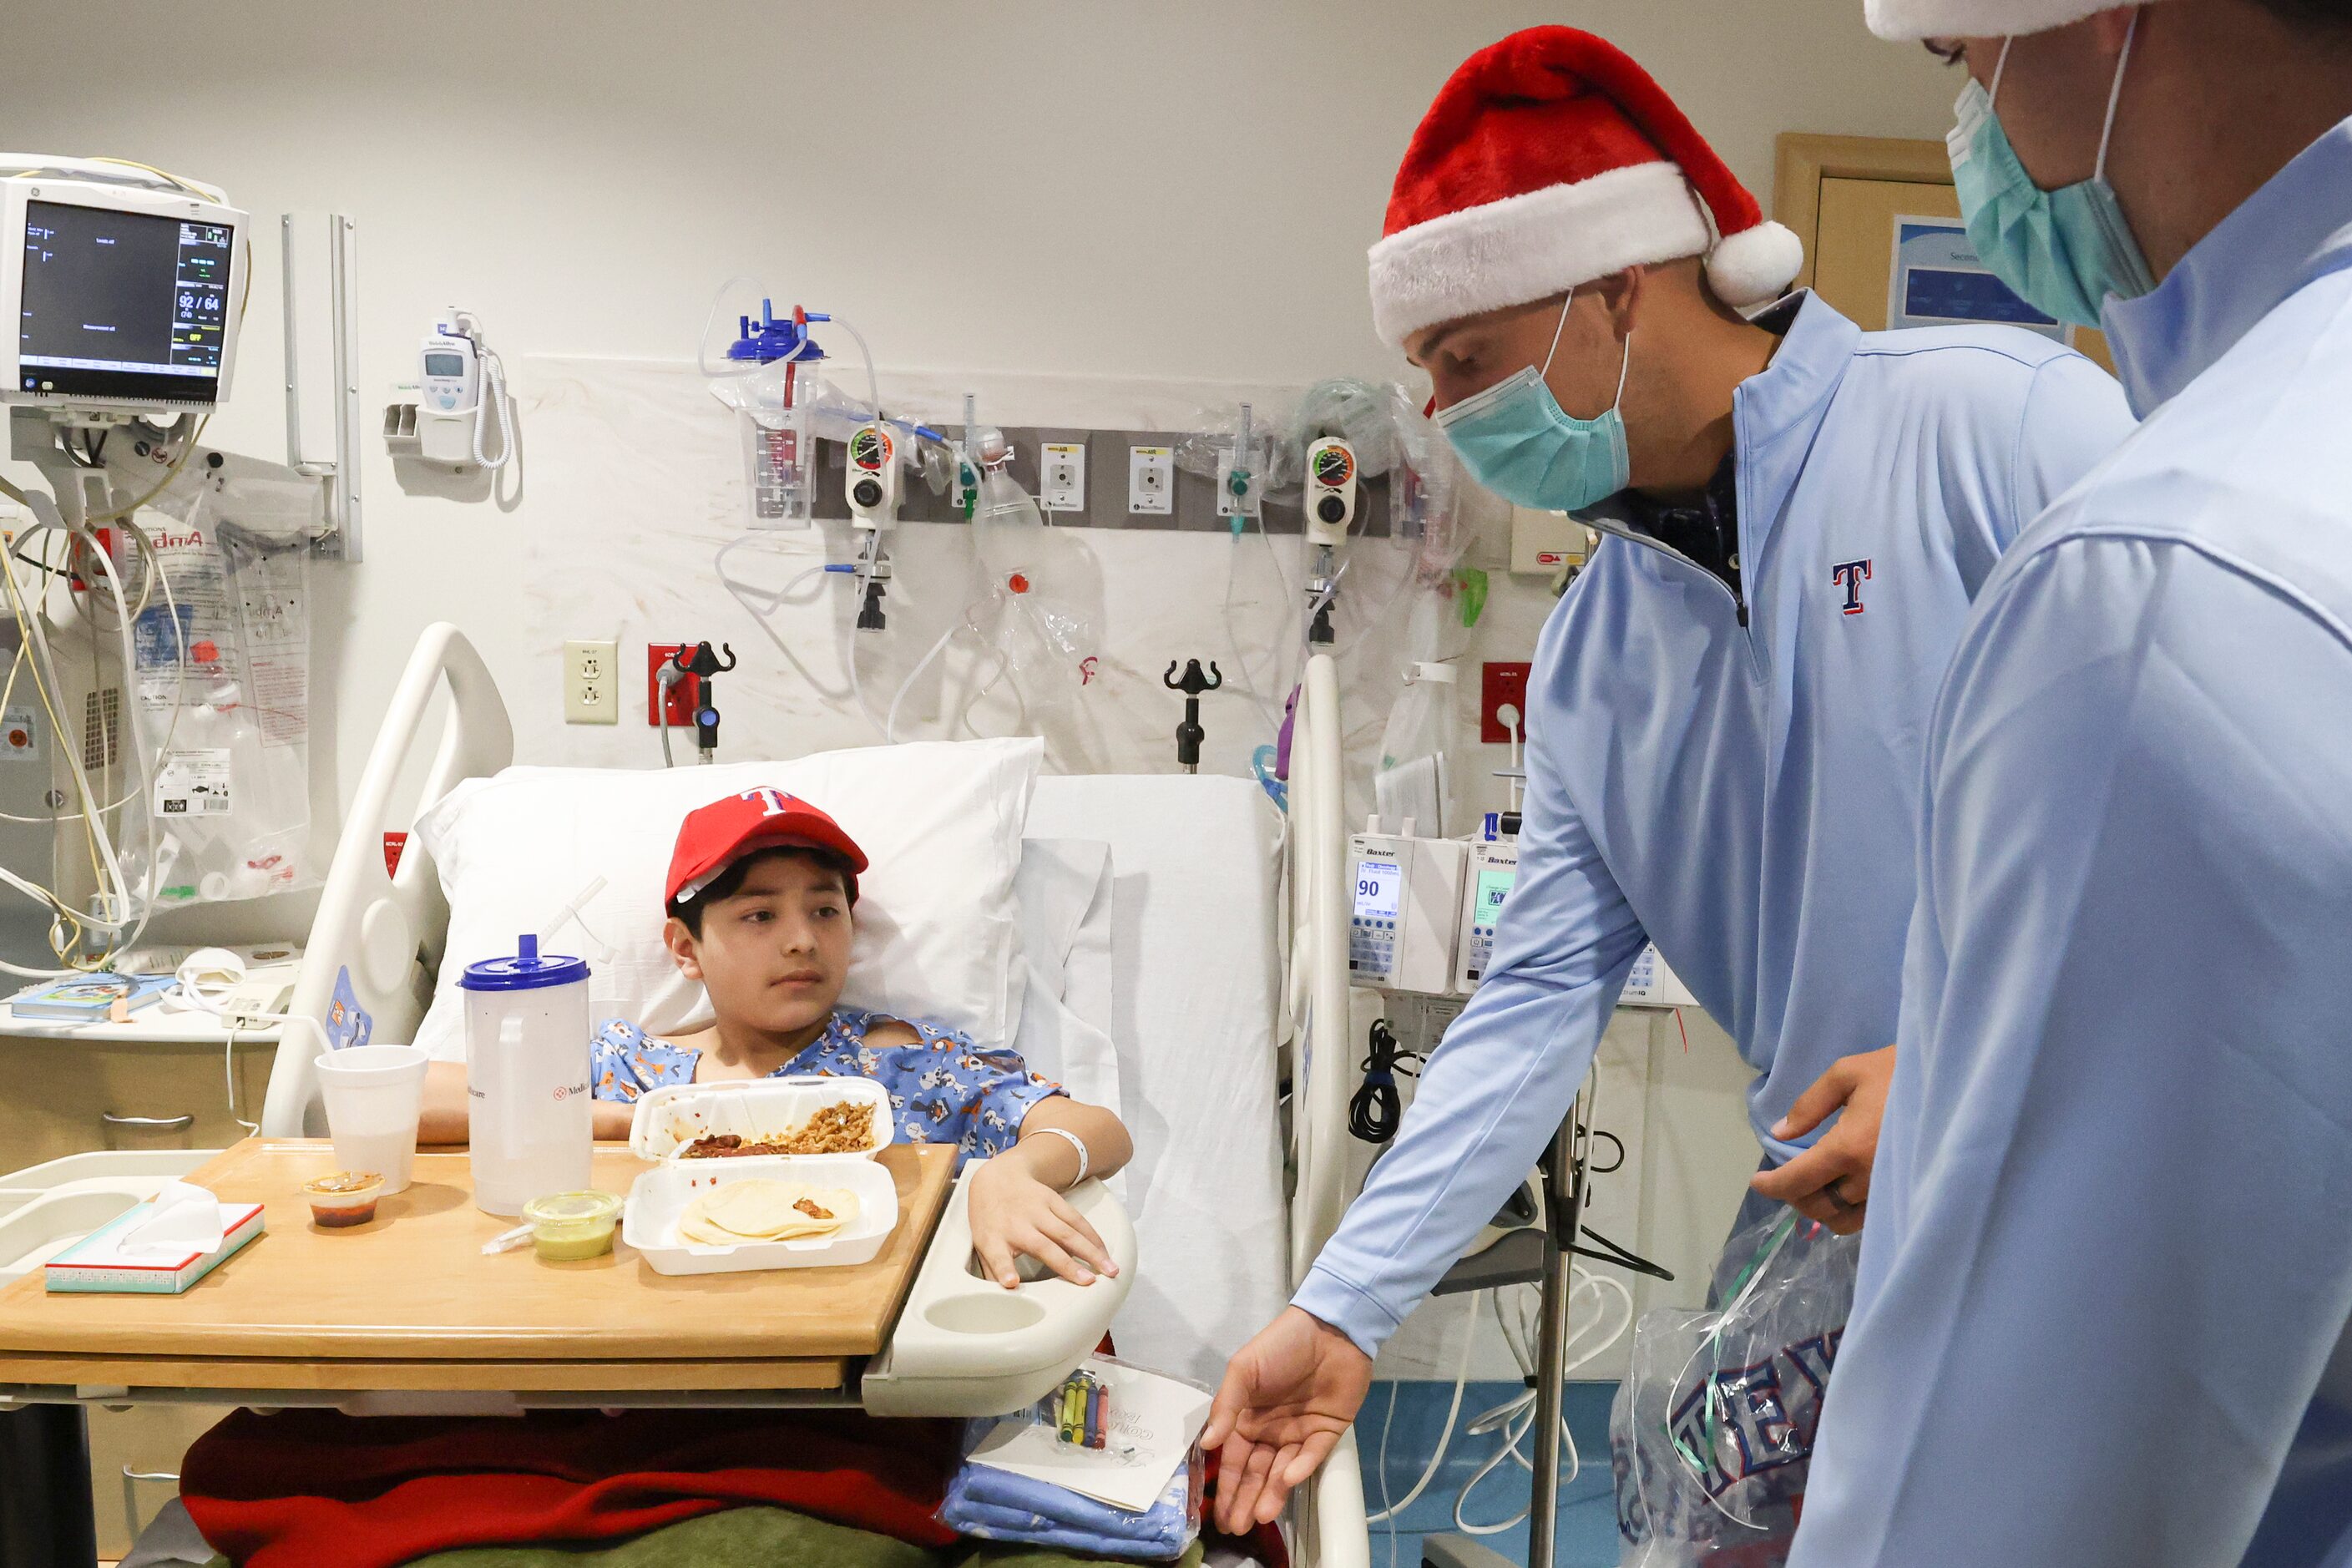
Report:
1793,120,2352,1568
1295,292,2135,1356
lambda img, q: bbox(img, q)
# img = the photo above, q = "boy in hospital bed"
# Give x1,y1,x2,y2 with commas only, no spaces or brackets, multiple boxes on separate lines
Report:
422,787,1130,1288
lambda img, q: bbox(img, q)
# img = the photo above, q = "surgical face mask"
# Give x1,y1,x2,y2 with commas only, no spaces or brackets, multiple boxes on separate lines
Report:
1434,292,1632,514
1947,23,2154,330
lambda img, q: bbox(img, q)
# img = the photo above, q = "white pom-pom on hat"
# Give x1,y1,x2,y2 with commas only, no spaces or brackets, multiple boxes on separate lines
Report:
1705,220,1808,308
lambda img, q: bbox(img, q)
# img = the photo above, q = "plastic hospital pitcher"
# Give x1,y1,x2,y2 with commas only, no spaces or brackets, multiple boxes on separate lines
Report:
459,935,594,1216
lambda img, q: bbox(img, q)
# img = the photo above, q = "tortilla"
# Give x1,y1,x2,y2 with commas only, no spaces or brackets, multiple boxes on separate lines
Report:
678,1179,862,1246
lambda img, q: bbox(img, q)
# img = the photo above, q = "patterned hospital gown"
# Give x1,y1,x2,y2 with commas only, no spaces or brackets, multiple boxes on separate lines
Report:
589,1007,1063,1171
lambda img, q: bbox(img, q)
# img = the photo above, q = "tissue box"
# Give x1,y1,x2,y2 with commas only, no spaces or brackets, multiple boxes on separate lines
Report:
44,1201,266,1294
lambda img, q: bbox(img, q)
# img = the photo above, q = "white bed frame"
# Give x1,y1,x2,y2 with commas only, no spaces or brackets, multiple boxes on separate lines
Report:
283,625,1373,1564
0,622,1371,1565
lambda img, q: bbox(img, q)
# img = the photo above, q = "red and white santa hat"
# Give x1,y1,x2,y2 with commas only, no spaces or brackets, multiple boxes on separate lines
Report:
1368,27,1805,348
1864,0,2154,38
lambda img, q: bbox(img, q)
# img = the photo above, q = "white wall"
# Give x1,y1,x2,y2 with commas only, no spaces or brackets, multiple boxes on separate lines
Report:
8,0,1952,1355
7,0,1954,796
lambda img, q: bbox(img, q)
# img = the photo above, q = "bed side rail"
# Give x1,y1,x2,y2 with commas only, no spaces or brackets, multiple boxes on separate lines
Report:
262,623,513,1136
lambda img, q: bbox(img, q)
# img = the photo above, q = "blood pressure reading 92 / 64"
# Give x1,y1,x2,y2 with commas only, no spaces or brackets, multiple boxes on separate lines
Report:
1353,859,1402,920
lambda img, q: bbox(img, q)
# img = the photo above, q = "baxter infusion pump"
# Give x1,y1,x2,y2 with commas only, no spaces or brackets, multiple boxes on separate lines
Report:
1348,818,1465,995
1455,835,1519,994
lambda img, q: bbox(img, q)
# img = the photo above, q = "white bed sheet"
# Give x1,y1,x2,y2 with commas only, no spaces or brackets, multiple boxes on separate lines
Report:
1024,774,1287,1387
1011,837,1120,1120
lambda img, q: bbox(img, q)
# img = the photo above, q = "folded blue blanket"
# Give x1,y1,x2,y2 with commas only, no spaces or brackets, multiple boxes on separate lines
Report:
939,1456,1196,1561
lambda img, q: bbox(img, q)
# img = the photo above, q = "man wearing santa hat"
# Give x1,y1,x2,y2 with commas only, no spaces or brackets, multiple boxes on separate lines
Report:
1203,24,2134,1530
1784,0,2352,1563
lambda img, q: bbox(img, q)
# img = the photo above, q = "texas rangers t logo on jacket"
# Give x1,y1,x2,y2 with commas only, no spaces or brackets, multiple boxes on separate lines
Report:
1831,559,1873,615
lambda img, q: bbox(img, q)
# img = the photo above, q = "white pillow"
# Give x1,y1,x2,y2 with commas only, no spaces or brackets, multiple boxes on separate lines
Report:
411,737,1041,1062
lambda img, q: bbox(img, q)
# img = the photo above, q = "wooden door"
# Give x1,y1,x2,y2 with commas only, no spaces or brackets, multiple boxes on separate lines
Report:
1776,133,2115,373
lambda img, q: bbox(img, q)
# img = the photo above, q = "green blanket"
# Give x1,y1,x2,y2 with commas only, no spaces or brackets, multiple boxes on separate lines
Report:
182,1504,1208,1567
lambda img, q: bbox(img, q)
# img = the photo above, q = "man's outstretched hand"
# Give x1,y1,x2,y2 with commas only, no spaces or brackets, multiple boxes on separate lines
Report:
1201,1307,1374,1535
1749,1044,1896,1235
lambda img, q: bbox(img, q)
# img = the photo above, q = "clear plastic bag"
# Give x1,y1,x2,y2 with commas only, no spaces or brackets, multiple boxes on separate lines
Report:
968,469,1102,716
1610,1212,1859,1566
938,1353,1207,1561
120,499,316,905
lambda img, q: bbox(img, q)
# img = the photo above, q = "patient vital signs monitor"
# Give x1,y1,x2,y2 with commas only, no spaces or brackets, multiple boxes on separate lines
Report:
3,158,248,412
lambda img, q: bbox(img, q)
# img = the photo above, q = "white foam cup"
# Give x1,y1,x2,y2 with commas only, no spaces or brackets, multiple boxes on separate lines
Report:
315,1044,429,1195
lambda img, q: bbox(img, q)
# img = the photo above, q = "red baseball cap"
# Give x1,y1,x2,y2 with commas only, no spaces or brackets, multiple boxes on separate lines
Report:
665,788,869,907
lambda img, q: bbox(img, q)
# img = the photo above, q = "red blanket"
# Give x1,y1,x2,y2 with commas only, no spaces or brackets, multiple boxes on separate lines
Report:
180,1408,964,1568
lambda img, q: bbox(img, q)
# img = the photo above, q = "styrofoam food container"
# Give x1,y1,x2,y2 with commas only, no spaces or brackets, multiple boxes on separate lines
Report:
626,1076,891,1167
622,1157,900,1276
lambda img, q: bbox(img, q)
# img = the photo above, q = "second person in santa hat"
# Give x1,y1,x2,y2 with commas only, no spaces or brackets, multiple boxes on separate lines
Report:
1204,23,2137,1530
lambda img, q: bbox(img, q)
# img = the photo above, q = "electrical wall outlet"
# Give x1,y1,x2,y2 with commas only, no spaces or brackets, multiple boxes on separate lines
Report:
646,643,699,726
1039,442,1086,513
1128,445,1173,515
564,639,620,725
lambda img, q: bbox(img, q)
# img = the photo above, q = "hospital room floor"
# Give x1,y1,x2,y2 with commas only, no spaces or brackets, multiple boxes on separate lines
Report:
1357,1381,1621,1567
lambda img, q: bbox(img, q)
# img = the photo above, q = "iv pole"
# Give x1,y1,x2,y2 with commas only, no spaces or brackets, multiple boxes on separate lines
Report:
1418,1090,1591,1568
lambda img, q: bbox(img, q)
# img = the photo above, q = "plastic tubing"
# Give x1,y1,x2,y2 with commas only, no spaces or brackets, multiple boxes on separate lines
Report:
885,620,964,744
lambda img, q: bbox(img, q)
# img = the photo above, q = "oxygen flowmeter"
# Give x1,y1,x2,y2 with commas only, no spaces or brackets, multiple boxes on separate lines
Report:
847,422,900,631
1303,436,1357,646
847,422,900,525
1305,437,1358,544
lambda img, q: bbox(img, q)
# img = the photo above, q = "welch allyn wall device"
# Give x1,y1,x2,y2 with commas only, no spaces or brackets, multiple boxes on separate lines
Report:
1348,817,1465,996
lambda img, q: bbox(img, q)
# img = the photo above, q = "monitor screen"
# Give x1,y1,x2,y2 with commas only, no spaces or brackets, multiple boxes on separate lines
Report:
1475,868,1514,920
18,199,233,404
422,352,465,378
1353,858,1402,921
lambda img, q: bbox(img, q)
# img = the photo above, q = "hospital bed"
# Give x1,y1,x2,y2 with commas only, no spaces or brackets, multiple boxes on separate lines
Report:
0,623,1373,1565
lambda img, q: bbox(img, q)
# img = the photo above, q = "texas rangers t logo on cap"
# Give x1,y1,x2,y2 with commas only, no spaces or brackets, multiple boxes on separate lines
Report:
1832,559,1873,615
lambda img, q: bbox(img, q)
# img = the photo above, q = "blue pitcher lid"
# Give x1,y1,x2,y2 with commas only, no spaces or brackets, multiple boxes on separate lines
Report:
458,933,589,992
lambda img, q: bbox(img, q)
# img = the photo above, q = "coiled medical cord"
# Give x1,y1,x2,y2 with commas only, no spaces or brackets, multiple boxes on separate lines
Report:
1349,1018,1424,1144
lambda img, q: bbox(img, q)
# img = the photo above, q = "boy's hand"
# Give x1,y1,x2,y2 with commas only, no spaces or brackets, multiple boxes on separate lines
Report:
968,1157,1119,1288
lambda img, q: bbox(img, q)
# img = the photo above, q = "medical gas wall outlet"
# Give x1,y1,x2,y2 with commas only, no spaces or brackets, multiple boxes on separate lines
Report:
1349,817,1467,996
1128,446,1173,515
1303,438,1358,549
1039,443,1085,514
846,423,901,529
563,639,620,725
1455,836,1520,994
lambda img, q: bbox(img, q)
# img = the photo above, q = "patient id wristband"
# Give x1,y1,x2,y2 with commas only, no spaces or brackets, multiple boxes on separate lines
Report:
1029,1125,1090,1183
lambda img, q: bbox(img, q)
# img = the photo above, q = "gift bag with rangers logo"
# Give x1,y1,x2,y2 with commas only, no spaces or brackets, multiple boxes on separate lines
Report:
1610,1211,1859,1566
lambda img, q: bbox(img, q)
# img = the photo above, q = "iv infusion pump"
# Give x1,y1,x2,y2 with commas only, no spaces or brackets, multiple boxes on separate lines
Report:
1348,818,1464,995
1353,814,1700,1004
1455,836,1518,994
